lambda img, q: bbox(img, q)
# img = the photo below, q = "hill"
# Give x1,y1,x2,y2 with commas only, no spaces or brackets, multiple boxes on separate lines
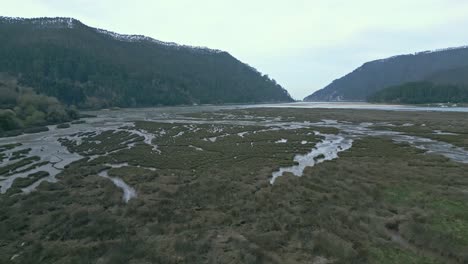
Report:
367,81,468,104
0,16,292,108
304,46,468,101
426,66,468,86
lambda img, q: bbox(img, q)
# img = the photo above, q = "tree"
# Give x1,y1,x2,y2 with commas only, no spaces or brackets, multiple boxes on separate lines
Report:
0,109,22,131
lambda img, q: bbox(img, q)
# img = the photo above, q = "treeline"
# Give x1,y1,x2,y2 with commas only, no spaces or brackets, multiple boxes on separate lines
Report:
367,82,468,104
0,76,78,133
0,17,292,108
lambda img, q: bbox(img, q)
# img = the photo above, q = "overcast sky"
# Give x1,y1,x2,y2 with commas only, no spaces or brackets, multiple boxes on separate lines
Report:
3,0,468,99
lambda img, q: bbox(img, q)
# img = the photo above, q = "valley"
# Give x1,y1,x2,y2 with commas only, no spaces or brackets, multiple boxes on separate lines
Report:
1,105,467,263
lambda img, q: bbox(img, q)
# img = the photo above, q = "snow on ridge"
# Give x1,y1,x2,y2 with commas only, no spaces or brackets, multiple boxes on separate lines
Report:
93,28,223,54
374,45,468,64
414,45,468,55
0,16,76,29
0,16,223,54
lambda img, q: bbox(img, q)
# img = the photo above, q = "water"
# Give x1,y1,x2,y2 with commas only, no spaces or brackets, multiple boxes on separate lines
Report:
0,121,152,197
271,132,353,184
99,163,137,203
268,120,468,183
0,130,82,193
252,102,468,112
1,103,468,195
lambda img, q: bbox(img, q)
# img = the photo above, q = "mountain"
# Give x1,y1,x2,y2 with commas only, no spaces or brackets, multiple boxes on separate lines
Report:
426,66,468,86
0,16,293,108
304,46,468,101
368,81,468,104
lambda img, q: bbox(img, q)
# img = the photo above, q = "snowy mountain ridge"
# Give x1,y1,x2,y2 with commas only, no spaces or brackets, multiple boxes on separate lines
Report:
0,16,75,28
0,16,223,54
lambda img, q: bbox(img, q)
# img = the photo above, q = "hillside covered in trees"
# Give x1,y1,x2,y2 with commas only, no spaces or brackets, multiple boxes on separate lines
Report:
0,17,292,108
304,46,468,101
367,81,468,104
0,75,78,134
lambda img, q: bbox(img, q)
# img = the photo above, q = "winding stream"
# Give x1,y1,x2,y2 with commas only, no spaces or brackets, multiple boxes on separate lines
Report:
1,105,468,196
269,120,468,183
99,163,137,203
271,132,353,184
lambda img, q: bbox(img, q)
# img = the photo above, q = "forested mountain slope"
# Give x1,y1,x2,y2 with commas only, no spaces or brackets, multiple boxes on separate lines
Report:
0,17,292,108
304,46,468,101
368,81,468,104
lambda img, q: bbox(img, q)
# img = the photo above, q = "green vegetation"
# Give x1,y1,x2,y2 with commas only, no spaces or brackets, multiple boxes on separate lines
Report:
0,17,292,108
231,107,468,151
10,171,49,189
304,46,468,101
0,75,79,134
368,82,468,104
0,156,40,176
1,108,468,263
56,123,70,129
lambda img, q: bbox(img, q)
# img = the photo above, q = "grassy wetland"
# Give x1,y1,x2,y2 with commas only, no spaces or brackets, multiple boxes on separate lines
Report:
0,106,468,263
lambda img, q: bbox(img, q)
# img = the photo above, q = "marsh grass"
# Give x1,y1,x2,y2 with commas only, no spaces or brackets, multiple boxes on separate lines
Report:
1,108,468,263
0,156,40,176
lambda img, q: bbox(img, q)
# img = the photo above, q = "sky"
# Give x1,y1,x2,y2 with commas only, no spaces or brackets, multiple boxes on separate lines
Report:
3,0,468,99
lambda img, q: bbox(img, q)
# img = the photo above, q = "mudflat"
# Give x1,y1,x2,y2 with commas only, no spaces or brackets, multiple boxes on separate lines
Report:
1,107,467,263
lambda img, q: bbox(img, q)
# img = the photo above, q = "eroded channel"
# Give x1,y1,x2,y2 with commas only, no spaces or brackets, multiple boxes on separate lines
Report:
1,108,468,197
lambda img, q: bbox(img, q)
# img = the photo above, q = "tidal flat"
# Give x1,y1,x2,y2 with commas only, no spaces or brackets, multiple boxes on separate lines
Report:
1,107,468,264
